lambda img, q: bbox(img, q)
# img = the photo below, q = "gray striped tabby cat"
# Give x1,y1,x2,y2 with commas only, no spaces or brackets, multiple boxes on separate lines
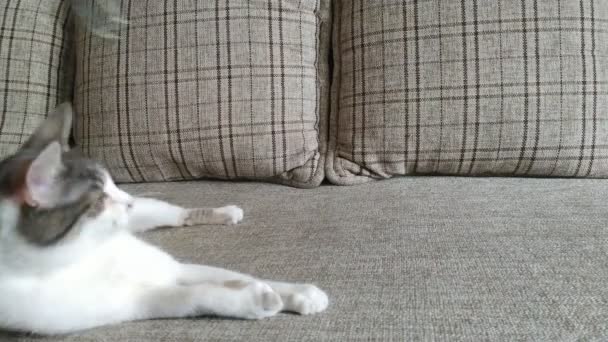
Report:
0,103,328,334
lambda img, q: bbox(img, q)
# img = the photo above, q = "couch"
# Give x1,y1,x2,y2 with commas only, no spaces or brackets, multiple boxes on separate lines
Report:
1,0,608,340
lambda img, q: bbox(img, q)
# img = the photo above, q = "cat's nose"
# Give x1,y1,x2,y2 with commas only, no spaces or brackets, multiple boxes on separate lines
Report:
126,201,134,210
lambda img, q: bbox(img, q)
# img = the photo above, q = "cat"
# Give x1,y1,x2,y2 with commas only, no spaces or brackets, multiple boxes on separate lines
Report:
0,103,328,335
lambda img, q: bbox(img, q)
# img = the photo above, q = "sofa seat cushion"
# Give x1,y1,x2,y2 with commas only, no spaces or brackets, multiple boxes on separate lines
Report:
5,177,607,341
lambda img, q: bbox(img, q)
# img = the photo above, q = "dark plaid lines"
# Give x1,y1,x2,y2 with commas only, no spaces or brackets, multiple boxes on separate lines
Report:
0,0,21,141
0,0,70,156
268,0,277,175
116,0,140,181
587,0,598,177
513,0,529,174
333,0,608,180
73,0,327,186
6,0,606,186
215,0,230,178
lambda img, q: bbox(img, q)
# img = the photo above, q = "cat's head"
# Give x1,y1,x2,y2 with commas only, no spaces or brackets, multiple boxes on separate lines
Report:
0,103,133,248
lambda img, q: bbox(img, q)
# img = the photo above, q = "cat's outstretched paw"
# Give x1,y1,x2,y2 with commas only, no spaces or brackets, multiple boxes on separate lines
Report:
283,285,329,315
214,205,244,225
241,281,283,319
183,205,244,226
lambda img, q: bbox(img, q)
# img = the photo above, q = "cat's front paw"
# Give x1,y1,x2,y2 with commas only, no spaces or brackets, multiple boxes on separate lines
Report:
284,285,329,315
183,205,244,226
214,205,244,225
240,281,283,319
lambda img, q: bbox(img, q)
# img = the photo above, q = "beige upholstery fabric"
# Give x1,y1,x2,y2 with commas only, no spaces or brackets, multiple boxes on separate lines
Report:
328,0,608,184
0,0,72,157
73,0,330,188
4,178,608,341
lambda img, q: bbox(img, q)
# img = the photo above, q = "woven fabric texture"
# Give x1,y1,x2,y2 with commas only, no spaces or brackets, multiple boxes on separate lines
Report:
327,0,608,184
73,0,330,188
4,178,608,341
0,0,72,158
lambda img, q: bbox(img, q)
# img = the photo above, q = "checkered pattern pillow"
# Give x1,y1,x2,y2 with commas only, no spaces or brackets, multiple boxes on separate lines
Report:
73,0,331,188
0,0,72,157
327,0,608,184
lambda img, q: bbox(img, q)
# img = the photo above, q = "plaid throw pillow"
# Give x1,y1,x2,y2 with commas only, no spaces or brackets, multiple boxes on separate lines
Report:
73,0,330,188
0,0,72,157
327,0,608,184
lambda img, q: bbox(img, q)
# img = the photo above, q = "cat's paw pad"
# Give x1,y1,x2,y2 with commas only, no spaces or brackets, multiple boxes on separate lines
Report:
242,281,283,319
285,285,329,315
214,205,244,225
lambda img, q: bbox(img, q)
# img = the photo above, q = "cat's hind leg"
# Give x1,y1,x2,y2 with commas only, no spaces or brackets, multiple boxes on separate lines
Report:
137,282,282,321
176,264,329,315
3,281,281,335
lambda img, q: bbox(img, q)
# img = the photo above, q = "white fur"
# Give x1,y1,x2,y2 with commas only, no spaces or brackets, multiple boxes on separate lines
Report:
0,177,328,335
213,205,244,225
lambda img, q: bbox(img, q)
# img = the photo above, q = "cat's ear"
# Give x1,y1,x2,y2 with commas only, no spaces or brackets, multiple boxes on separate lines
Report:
24,142,63,208
21,102,73,152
